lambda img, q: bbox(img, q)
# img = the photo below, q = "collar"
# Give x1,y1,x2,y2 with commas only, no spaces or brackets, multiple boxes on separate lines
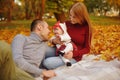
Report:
30,32,44,42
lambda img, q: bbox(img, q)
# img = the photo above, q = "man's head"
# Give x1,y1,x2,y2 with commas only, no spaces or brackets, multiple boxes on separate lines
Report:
30,19,50,41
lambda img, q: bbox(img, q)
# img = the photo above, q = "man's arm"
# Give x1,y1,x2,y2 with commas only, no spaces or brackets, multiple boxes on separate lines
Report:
11,34,42,76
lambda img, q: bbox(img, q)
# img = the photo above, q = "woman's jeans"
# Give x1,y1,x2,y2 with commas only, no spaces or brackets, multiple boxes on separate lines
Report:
43,46,77,69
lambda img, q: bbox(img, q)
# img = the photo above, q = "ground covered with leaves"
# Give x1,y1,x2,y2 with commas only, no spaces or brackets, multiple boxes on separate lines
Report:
0,25,120,61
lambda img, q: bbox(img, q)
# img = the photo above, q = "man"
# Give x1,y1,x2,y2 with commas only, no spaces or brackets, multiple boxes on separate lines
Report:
11,19,56,78
0,40,35,80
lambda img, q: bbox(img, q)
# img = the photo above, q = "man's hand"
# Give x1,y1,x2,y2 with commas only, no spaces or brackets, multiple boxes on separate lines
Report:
63,51,73,60
42,70,56,78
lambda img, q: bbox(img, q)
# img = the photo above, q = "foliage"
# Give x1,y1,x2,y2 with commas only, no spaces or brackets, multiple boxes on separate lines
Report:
0,24,120,61
91,25,120,61
0,0,119,21
0,27,30,43
84,0,110,14
0,0,14,21
107,0,120,8
12,4,25,20
46,0,73,13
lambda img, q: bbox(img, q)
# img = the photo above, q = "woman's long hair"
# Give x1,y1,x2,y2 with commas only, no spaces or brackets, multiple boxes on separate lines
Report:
69,2,92,48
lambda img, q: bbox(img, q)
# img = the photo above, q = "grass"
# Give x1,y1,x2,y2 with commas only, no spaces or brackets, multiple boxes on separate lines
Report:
90,16,120,26
0,19,57,29
0,20,31,29
0,16,120,29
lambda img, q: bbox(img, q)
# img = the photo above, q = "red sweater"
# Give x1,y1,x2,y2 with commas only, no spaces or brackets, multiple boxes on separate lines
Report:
65,21,91,61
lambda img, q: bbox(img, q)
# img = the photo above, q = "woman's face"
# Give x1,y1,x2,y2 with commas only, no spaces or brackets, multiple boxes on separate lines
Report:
69,10,80,24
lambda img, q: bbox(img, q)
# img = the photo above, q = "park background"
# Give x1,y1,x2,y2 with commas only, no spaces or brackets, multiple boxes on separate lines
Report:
0,0,120,61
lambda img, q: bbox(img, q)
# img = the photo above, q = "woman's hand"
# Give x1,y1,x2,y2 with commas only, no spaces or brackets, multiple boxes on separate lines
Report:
63,51,73,60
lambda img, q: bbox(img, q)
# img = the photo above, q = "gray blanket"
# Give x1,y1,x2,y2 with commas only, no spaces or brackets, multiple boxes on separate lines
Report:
50,55,120,80
36,55,120,80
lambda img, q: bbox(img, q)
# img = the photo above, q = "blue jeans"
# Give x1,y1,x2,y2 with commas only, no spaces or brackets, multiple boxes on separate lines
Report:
43,46,77,69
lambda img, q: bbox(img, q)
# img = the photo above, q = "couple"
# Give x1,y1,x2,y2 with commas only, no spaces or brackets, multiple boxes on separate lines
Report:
1,2,92,79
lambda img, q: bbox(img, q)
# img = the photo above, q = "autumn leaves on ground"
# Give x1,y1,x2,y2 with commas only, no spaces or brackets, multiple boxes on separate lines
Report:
0,18,120,61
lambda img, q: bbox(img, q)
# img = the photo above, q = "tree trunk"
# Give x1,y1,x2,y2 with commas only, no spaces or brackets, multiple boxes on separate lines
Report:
25,8,30,19
35,9,40,19
7,7,12,22
119,7,120,17
39,0,46,20
54,12,66,23
25,0,30,20
7,0,14,22
31,0,39,19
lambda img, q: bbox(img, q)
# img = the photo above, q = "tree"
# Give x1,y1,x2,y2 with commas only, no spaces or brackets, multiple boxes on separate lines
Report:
46,0,84,22
107,0,120,8
20,0,32,20
46,0,74,22
106,0,120,16
40,0,46,20
20,0,46,20
31,0,46,20
0,0,14,22
24,0,31,19
84,0,110,16
12,3,25,20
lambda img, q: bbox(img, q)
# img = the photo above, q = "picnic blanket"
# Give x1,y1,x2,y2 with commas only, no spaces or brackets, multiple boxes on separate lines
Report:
49,55,120,80
35,54,120,80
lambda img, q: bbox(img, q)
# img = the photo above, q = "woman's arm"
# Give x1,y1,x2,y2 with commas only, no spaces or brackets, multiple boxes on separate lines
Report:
72,27,91,60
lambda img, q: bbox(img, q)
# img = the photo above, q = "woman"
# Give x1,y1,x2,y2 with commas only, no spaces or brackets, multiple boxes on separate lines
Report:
43,2,92,69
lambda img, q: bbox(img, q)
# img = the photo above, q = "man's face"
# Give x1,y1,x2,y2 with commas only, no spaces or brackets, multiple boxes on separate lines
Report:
40,23,50,41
